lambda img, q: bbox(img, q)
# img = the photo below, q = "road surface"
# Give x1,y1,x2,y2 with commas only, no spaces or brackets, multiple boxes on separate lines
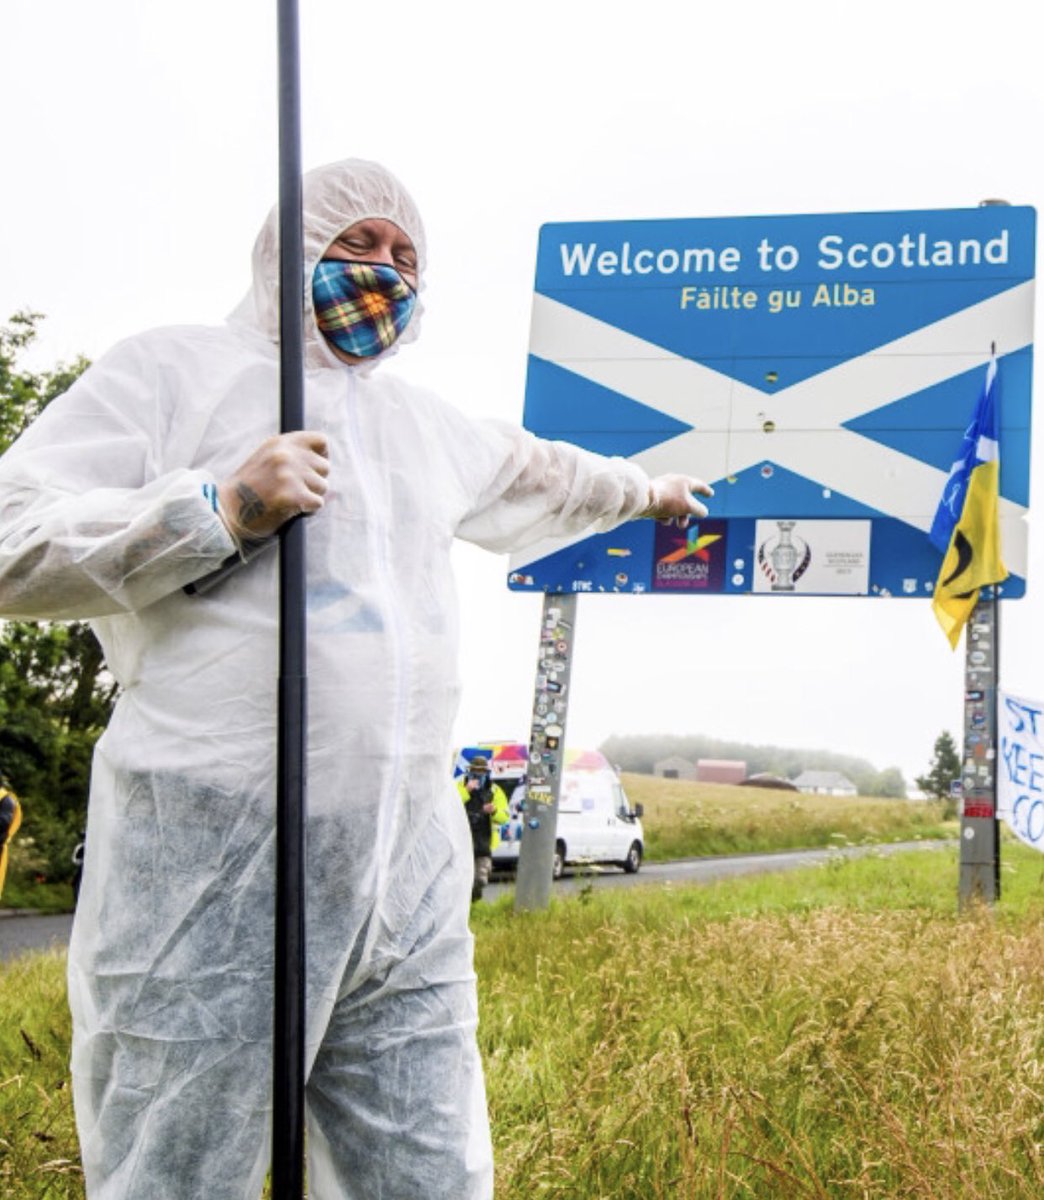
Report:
1,840,954,962
0,909,76,962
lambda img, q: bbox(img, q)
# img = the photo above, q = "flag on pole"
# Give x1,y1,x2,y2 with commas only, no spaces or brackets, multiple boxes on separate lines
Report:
929,355,1008,648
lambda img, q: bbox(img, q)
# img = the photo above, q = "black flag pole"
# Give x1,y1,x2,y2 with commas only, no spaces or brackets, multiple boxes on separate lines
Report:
272,0,308,1194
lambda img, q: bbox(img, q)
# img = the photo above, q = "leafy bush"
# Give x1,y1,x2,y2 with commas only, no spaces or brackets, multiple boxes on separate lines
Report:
1,314,112,891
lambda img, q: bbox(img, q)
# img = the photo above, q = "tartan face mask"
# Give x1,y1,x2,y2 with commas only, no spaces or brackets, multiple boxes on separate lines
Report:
312,259,417,358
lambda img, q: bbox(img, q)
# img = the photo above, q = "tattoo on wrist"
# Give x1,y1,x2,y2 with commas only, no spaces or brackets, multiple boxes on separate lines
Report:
236,483,266,526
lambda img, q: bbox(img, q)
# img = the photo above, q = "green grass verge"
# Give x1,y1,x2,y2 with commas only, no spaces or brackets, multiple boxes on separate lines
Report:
5,844,1044,1196
0,949,80,1195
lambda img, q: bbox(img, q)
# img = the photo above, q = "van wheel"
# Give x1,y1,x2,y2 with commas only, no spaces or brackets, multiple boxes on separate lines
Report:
621,842,642,874
552,842,565,880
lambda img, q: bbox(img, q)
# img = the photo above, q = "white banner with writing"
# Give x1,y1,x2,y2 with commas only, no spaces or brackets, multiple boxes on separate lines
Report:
998,690,1044,852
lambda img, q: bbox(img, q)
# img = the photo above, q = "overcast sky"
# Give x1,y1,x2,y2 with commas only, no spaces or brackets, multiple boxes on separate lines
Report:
2,0,1041,786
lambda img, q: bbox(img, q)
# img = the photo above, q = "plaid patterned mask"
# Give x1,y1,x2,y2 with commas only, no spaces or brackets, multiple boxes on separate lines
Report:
312,260,417,358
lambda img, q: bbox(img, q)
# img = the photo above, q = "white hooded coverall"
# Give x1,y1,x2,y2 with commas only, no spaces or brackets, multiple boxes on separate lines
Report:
0,160,653,1199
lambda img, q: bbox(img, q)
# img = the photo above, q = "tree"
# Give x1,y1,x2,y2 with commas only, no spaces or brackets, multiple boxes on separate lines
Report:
0,311,90,449
0,312,113,881
916,731,962,804
862,766,908,799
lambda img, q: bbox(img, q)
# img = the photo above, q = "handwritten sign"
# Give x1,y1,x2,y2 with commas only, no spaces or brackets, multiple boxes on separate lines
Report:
998,689,1044,852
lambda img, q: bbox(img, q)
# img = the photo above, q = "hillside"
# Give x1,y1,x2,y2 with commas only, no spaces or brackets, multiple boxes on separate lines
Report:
602,732,908,796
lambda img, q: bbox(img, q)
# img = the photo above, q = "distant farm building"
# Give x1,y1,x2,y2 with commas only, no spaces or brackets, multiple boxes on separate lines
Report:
792,770,858,797
653,755,697,780
696,759,747,785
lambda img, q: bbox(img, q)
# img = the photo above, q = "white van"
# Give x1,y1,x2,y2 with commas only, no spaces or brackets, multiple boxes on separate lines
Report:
454,744,645,878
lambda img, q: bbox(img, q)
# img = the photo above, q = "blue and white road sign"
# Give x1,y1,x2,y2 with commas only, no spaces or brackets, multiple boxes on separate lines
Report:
509,206,1035,597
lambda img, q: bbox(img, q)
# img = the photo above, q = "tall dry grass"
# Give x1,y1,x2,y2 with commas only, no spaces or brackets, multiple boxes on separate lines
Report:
481,905,1044,1197
476,845,1044,1198
0,948,80,1195
4,846,1044,1197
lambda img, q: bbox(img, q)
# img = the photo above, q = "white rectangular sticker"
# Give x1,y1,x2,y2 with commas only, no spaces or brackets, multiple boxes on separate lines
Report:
753,519,871,595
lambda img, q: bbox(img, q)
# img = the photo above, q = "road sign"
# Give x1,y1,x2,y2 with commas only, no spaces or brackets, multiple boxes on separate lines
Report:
509,206,1035,596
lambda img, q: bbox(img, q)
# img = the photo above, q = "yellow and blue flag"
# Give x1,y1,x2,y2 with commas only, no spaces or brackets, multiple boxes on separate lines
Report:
929,356,1008,648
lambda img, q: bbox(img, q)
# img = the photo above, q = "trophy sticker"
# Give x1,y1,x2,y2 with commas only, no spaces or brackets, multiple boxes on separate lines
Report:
756,520,810,591
753,520,870,595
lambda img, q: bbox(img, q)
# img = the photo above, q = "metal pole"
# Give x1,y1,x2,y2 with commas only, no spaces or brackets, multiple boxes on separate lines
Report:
515,593,578,911
272,0,307,1194
959,591,1001,909
956,210,1006,911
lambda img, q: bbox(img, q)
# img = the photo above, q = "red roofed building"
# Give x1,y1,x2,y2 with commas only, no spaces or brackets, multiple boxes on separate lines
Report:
696,759,748,785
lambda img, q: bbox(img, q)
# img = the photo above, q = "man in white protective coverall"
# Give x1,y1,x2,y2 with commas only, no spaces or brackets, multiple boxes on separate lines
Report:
0,159,711,1199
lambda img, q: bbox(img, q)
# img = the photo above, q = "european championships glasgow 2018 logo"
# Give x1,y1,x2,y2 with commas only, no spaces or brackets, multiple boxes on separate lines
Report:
757,521,812,592
653,520,728,591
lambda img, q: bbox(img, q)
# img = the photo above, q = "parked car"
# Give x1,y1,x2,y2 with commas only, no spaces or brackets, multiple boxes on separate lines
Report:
453,743,644,877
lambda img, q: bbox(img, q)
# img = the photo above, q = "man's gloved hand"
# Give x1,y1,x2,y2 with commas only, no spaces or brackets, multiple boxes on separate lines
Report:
217,431,330,545
641,474,714,527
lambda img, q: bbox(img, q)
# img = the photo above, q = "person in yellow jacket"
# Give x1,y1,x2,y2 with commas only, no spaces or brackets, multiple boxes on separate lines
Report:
458,755,509,902
0,775,22,900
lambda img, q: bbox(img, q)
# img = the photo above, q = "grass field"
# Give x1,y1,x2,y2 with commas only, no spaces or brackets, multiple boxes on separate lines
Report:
4,842,1044,1197
622,773,955,860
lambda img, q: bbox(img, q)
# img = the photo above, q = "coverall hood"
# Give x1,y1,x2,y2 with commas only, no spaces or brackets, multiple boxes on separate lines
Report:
230,157,427,372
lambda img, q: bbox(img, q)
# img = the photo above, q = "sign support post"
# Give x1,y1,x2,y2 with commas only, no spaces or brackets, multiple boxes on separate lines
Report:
957,199,1012,911
515,593,577,912
959,591,1001,909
